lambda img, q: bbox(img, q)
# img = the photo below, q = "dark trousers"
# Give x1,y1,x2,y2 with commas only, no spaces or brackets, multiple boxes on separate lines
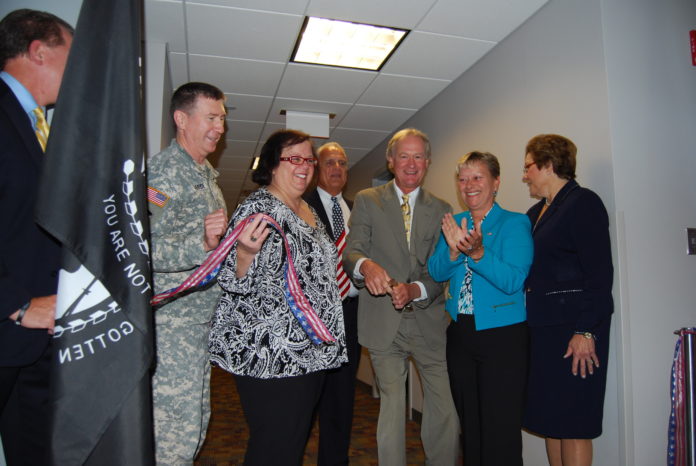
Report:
0,345,52,466
317,296,360,466
235,371,325,466
446,316,528,466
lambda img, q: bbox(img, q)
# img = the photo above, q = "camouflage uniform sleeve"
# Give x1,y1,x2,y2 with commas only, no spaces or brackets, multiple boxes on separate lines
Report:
149,167,209,273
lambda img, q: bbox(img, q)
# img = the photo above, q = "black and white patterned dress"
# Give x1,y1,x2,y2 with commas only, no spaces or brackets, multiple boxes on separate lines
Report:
209,187,347,379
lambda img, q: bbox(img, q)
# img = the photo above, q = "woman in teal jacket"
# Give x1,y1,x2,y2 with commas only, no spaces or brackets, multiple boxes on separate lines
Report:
428,151,533,466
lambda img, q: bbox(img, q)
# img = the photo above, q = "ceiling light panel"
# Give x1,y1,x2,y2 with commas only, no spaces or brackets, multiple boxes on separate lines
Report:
292,17,409,71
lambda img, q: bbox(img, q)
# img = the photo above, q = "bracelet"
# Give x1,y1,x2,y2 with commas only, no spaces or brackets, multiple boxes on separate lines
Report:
15,301,30,326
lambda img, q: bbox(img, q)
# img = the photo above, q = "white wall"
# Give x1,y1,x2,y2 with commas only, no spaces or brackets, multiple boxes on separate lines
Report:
347,0,696,464
144,41,174,157
601,0,696,464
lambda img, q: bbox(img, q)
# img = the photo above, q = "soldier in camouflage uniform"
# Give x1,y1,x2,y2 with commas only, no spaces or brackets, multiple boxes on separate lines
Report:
148,82,228,465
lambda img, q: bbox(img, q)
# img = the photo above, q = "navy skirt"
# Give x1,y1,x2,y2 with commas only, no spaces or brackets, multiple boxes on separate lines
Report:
523,317,611,439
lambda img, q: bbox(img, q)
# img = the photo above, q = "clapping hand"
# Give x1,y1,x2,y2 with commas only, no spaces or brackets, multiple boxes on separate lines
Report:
458,220,484,260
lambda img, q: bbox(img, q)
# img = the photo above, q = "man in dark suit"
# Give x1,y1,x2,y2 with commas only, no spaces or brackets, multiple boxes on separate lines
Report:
304,142,360,465
343,129,459,465
0,9,73,465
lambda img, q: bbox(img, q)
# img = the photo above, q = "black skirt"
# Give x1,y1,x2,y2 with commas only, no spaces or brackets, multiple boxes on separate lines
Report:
522,317,611,439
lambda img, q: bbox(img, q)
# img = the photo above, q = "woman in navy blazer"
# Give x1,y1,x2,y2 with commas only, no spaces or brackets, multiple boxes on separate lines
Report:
428,151,533,466
521,134,613,466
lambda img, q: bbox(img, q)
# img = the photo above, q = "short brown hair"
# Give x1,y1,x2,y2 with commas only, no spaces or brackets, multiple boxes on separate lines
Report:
0,9,73,70
170,82,225,121
525,134,577,180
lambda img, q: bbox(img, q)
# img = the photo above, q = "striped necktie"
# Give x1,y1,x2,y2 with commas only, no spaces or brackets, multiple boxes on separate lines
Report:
33,107,50,152
331,197,350,300
401,194,411,246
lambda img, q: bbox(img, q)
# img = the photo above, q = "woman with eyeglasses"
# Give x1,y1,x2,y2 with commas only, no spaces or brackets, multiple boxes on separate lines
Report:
521,134,613,466
209,129,347,465
428,151,533,466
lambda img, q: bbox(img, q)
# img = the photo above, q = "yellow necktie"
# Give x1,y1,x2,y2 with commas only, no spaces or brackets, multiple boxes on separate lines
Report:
33,107,50,151
401,194,411,246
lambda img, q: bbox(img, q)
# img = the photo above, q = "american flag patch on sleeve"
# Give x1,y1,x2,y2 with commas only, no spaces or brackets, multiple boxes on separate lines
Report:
147,187,170,207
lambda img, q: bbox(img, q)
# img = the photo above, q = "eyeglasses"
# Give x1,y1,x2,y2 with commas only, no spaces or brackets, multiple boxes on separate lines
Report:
523,162,535,174
279,156,317,166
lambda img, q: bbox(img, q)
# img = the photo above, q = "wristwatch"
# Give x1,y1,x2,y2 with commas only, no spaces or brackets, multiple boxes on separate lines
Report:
574,331,595,340
15,301,30,326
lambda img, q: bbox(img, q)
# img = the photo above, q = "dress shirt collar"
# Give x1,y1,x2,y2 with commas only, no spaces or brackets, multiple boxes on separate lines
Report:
317,186,343,204
1,71,42,128
393,182,420,210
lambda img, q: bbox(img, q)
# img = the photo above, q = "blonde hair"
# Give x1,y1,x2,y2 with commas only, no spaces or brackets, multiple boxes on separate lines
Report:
386,128,431,160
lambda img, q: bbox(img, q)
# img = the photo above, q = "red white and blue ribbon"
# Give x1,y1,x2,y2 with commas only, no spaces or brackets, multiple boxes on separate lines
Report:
668,327,695,465
151,213,336,345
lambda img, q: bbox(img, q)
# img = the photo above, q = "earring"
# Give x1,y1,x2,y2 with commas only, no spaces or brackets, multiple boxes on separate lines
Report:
493,190,498,196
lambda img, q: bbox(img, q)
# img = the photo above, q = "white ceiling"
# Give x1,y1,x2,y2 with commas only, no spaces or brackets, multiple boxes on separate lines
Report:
144,0,548,207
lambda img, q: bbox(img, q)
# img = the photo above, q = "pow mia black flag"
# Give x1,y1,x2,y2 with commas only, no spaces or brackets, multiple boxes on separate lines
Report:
36,0,154,464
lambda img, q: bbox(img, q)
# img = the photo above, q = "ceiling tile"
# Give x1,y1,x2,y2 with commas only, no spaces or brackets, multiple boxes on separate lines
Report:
306,0,436,29
381,31,495,80
340,147,371,167
189,0,310,15
149,0,549,207
277,64,376,103
226,120,264,141
417,0,548,42
329,128,391,149
145,0,186,52
340,105,416,132
188,55,286,96
217,156,254,171
186,4,303,61
224,94,273,122
221,140,259,157
258,122,286,141
266,98,353,124
357,74,450,109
